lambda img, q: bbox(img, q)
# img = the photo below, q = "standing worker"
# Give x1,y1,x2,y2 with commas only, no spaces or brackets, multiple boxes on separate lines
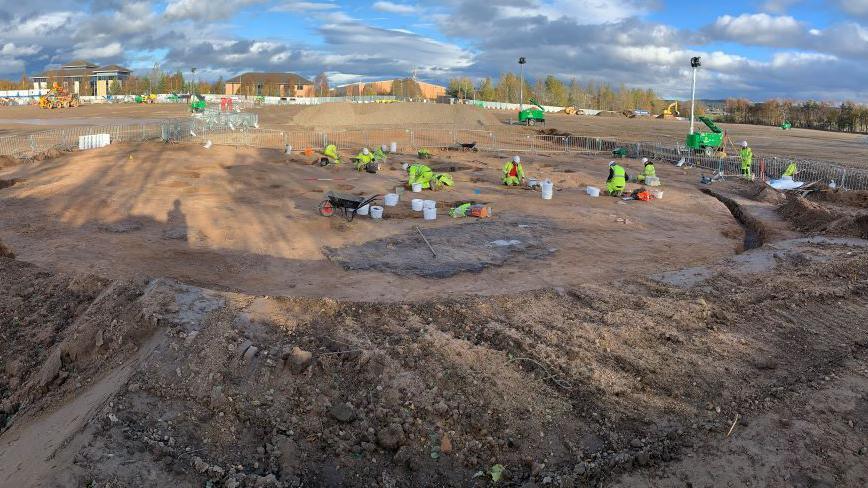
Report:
606,161,628,196
637,157,656,183
739,141,753,180
502,156,525,186
782,161,797,178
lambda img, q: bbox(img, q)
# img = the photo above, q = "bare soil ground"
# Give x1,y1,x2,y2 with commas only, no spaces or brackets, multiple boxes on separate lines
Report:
0,142,737,300
1,103,867,487
520,113,868,168
0,104,190,137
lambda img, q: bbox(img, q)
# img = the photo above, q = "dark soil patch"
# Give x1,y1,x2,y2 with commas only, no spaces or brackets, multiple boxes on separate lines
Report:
780,194,868,238
0,178,21,190
324,218,557,277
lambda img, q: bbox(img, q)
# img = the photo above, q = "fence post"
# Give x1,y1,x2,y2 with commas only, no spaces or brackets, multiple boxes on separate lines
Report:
840,167,847,189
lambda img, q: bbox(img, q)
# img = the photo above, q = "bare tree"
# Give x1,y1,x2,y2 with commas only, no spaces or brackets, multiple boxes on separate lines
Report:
314,72,329,97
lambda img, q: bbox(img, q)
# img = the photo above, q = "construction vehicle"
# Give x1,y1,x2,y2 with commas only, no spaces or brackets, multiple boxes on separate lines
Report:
190,94,206,113
659,101,679,119
518,97,545,126
562,106,578,115
135,94,157,104
38,83,80,109
685,116,726,155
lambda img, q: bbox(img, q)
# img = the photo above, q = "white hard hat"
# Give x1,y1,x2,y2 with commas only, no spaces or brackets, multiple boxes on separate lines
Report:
609,161,616,167
513,155,521,163
362,148,370,155
402,162,409,171
641,157,649,164
741,141,748,147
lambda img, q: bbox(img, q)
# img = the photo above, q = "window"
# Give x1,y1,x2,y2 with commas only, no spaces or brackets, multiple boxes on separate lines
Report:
297,85,304,90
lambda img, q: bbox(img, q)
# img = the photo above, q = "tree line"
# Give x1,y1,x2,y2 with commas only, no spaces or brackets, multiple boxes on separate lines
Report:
722,99,868,133
446,73,668,112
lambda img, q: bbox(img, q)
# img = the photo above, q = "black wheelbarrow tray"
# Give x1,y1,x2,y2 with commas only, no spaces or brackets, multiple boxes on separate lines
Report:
317,191,380,221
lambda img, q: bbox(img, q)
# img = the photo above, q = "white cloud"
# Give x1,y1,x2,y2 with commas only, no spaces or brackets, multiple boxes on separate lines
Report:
73,42,123,59
761,0,802,14
373,1,418,14
164,0,264,21
270,1,338,12
706,13,804,46
834,0,868,17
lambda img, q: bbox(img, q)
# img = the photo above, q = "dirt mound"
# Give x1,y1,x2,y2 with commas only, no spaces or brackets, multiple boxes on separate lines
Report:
810,189,868,208
537,128,571,137
290,103,501,129
780,194,868,238
2,245,868,486
595,111,625,118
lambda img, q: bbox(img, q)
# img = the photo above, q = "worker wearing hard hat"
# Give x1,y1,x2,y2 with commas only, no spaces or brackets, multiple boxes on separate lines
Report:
607,161,628,196
502,155,526,186
739,141,753,180
636,157,656,183
782,161,797,178
354,147,375,172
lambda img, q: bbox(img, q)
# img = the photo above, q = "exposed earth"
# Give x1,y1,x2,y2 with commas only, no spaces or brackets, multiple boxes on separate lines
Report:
0,102,867,487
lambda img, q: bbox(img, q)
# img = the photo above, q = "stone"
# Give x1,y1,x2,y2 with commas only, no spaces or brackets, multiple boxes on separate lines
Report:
193,456,209,473
377,424,405,450
393,446,412,467
330,403,355,423
288,347,313,373
242,346,259,365
39,347,63,387
630,439,643,448
440,434,453,454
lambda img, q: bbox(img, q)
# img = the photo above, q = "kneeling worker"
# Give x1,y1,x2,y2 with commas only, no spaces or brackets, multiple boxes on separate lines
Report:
322,144,341,165
354,147,375,172
502,155,525,186
637,158,656,183
782,161,797,178
606,161,628,196
403,162,434,189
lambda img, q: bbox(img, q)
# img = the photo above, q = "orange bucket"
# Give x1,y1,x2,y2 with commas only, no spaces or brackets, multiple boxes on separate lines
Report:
304,147,314,156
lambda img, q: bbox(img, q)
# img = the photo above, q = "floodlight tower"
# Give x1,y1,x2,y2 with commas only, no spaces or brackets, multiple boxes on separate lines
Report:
518,56,526,111
689,56,701,135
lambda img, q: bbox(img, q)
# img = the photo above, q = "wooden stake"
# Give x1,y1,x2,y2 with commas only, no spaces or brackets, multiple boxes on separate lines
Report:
415,225,436,258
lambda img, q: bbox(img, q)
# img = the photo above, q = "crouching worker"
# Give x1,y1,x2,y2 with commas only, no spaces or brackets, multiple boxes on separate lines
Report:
502,155,525,186
320,144,341,166
637,158,656,183
403,162,434,189
606,161,628,196
372,146,387,163
782,161,797,178
430,173,454,191
354,148,378,173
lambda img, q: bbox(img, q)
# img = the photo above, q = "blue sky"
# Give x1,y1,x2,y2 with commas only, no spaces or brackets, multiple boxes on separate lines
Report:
1,0,867,101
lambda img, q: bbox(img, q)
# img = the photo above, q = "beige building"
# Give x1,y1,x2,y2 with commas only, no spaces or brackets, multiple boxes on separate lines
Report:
32,60,131,96
335,79,446,99
225,72,315,97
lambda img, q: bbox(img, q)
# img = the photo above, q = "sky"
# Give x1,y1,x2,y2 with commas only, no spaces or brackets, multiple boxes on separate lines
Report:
1,0,867,101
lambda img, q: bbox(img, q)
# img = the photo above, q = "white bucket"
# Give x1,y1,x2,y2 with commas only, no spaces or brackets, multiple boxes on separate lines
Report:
390,142,397,153
370,206,384,219
384,193,399,206
423,199,436,210
381,144,388,152
411,199,424,211
284,144,292,154
423,207,437,220
645,176,660,186
357,204,370,216
411,183,422,193
586,186,600,197
651,189,664,199
541,179,553,200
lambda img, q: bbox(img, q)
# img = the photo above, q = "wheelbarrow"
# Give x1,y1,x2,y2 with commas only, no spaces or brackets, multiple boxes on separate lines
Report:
317,191,379,222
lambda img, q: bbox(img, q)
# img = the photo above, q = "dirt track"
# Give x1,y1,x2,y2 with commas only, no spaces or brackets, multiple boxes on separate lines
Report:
1,103,868,487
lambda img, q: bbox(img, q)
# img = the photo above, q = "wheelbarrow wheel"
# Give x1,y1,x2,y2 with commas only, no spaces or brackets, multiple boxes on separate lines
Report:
318,200,335,217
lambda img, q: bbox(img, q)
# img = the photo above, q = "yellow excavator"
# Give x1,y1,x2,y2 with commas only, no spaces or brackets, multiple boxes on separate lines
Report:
38,82,80,109
659,101,679,119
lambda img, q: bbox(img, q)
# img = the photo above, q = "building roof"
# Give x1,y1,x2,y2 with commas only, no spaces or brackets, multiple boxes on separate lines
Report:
227,72,312,85
93,65,131,73
63,60,97,68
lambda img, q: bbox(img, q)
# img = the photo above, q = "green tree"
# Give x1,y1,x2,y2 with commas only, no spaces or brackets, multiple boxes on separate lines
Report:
108,80,122,96
477,77,495,101
446,77,474,99
543,75,568,106
212,76,225,95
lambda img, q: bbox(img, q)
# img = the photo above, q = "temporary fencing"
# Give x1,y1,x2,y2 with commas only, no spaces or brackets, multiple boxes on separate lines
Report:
2,120,868,190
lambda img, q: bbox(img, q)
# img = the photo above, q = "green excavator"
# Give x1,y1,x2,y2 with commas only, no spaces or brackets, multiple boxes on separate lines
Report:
518,97,545,126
